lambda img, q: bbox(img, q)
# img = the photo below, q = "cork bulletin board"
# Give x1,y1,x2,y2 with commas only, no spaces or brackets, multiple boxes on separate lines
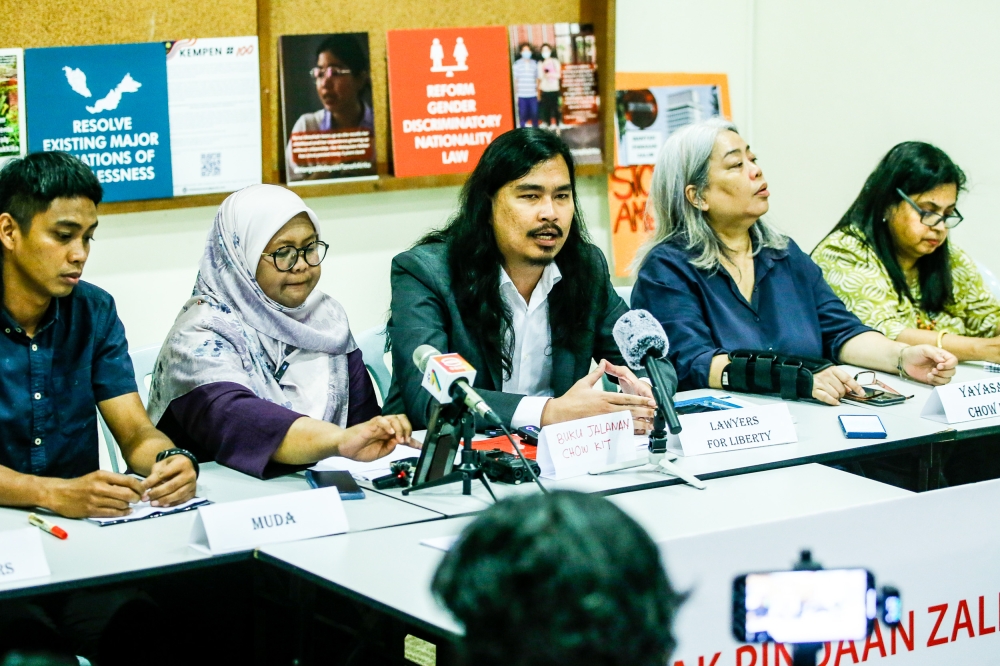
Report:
0,0,614,213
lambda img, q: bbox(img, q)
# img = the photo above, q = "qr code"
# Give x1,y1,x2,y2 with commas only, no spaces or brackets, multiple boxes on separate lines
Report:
200,152,221,178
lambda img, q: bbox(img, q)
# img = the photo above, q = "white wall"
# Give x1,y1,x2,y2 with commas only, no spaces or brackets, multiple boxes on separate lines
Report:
85,176,612,349
88,0,1000,350
617,0,1000,273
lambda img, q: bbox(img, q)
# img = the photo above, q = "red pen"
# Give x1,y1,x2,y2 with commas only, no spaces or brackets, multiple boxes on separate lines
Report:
28,513,68,540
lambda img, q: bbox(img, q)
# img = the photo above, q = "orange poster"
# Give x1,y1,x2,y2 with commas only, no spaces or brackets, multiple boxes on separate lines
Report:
386,26,515,178
608,165,655,277
609,73,731,276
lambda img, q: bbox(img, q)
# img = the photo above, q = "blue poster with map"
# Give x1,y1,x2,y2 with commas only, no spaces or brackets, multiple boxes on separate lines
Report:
24,42,173,203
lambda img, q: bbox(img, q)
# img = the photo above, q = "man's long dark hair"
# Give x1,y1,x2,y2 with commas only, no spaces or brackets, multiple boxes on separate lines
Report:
826,141,966,314
418,128,594,380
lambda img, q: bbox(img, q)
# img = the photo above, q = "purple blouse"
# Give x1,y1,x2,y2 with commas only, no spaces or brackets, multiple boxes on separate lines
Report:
155,348,381,478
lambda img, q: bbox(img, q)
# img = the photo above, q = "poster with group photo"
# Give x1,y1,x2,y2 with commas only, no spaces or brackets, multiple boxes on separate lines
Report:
0,49,26,168
508,23,602,165
386,26,514,178
280,32,377,184
609,73,731,277
166,37,263,196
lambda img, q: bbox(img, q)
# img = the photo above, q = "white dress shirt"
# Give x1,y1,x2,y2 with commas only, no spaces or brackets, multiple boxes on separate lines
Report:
500,263,562,428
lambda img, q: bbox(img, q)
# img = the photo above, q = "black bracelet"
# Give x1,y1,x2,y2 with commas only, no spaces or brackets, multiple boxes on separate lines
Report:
155,448,200,478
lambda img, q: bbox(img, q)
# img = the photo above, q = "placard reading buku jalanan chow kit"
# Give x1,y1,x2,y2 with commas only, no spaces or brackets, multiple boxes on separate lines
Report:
386,26,514,178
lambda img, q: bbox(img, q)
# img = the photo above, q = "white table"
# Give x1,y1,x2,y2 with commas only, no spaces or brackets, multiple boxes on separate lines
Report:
258,464,912,639
0,462,443,598
367,389,946,517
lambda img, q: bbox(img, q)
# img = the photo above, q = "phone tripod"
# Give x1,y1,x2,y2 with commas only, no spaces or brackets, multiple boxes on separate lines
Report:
403,403,497,501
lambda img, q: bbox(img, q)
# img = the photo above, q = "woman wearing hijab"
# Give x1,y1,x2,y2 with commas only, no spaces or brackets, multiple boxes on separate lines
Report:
148,185,417,479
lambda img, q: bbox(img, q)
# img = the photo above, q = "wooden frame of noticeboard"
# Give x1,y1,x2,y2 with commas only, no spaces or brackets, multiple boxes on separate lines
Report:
0,0,615,214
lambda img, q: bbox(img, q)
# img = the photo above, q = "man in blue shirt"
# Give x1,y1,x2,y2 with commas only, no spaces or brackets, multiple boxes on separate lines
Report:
0,152,197,518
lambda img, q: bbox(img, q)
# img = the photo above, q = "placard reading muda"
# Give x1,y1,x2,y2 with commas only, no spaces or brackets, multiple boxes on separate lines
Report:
25,42,173,202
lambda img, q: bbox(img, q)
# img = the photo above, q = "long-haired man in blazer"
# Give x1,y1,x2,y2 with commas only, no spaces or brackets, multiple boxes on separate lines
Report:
385,128,665,433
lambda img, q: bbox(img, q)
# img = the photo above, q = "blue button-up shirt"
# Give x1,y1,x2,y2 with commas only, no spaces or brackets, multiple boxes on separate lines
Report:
0,281,136,479
632,238,872,391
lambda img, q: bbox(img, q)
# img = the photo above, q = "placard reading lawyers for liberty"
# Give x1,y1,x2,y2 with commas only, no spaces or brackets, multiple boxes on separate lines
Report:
386,26,514,178
25,43,173,202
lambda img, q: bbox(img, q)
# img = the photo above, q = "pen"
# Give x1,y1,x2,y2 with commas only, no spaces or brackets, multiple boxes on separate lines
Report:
28,513,68,540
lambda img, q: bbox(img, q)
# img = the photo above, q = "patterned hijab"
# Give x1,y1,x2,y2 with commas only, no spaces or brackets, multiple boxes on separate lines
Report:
147,185,356,426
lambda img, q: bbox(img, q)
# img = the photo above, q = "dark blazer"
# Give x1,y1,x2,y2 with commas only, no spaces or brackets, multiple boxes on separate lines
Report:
383,241,634,429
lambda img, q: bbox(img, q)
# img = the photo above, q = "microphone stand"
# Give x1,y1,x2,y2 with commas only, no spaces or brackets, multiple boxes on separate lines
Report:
403,402,497,501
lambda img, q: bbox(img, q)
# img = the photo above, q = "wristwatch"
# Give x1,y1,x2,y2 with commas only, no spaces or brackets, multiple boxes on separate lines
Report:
155,448,200,478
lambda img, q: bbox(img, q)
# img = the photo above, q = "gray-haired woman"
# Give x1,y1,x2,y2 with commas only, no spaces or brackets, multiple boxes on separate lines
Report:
630,118,956,402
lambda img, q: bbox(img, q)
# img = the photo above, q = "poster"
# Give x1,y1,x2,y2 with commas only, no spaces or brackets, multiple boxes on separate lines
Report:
615,72,730,167
0,49,26,168
609,73,731,276
280,33,377,184
386,26,514,178
166,37,262,196
24,42,173,203
508,23,601,165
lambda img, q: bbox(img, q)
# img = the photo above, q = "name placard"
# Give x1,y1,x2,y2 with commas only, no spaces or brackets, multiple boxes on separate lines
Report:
0,528,51,585
669,404,797,457
189,487,348,555
536,411,635,480
921,378,1000,424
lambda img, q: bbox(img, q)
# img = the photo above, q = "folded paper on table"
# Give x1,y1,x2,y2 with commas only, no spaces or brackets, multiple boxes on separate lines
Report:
921,378,1000,424
0,528,51,584
668,403,796,456
88,497,210,526
536,410,635,480
189,487,347,555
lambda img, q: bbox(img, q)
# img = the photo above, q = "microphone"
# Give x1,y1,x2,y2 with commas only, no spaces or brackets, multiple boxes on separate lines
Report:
413,345,502,425
612,310,682,435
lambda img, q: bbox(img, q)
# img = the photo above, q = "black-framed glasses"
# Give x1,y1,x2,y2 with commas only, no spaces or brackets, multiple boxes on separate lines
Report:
310,66,353,81
261,240,328,272
896,188,964,229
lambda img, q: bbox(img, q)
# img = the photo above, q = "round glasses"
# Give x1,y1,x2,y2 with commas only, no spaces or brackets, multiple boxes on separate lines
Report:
261,240,329,272
310,66,353,81
896,188,964,229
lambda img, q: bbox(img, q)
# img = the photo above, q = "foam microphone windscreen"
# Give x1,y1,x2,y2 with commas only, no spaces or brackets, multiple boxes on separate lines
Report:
612,310,670,371
412,344,441,372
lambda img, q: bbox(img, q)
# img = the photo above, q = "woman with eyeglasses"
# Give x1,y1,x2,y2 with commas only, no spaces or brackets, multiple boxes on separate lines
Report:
631,119,957,407
813,142,1000,363
147,185,418,478
285,33,375,182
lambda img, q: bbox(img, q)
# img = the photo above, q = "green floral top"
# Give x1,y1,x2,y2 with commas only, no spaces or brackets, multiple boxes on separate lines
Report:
812,229,1000,340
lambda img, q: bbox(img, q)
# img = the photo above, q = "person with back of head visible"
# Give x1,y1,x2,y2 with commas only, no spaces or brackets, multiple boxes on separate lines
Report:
382,127,664,434
432,490,685,666
630,118,957,406
0,151,197,519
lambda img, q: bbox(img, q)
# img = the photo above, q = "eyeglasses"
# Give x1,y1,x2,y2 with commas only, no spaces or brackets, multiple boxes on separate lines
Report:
310,66,354,81
896,188,964,229
853,372,914,399
261,240,329,272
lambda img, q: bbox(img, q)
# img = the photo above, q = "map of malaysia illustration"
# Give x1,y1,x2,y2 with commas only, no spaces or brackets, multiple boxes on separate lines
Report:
62,66,142,113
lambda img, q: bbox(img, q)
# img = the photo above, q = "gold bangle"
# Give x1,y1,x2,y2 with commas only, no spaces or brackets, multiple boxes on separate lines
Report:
936,330,948,349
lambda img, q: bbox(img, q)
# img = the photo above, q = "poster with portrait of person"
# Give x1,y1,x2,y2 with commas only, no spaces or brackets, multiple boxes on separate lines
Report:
279,32,377,184
507,23,602,165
